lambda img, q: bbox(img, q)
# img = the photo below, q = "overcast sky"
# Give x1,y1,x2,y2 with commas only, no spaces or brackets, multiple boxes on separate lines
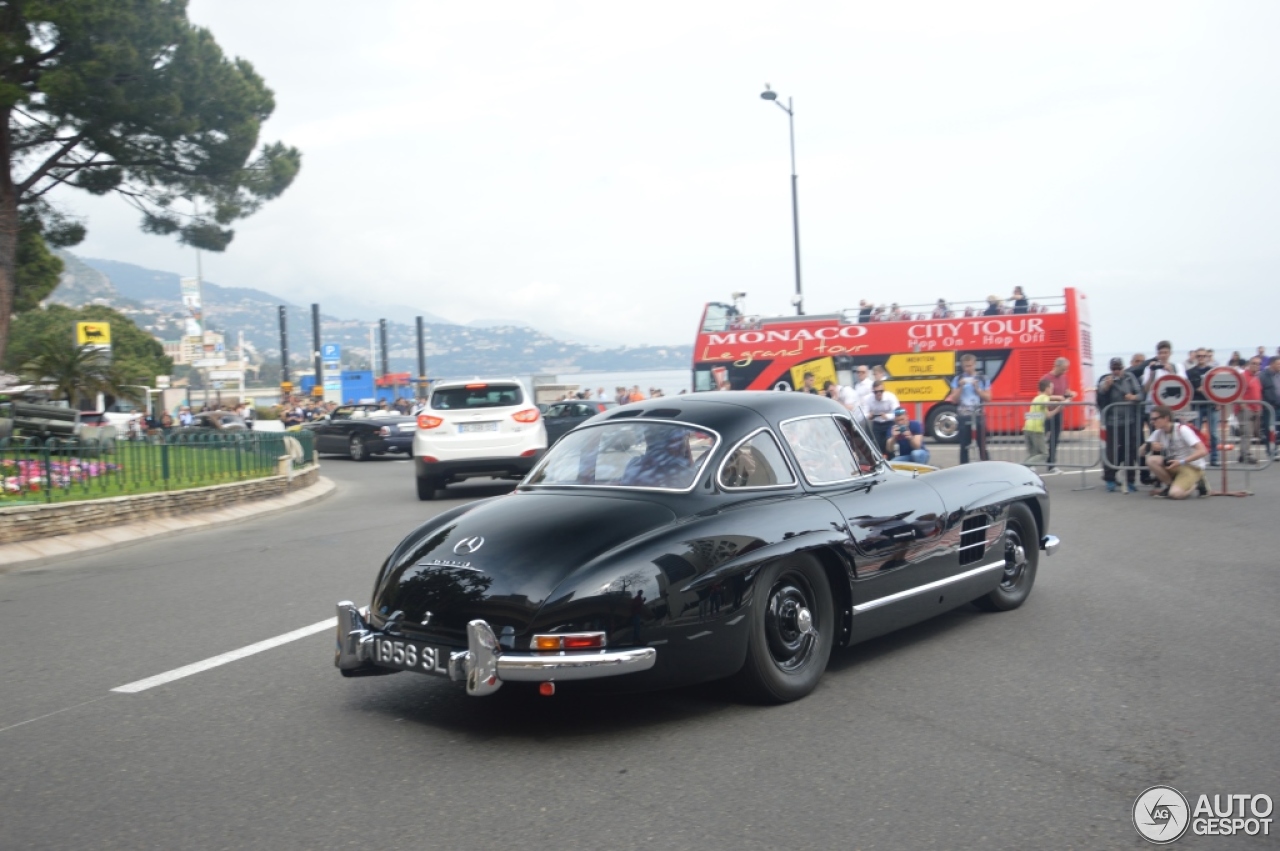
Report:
53,0,1280,357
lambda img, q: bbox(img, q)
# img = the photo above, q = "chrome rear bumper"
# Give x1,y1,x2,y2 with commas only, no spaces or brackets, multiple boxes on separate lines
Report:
1040,535,1061,555
334,601,656,696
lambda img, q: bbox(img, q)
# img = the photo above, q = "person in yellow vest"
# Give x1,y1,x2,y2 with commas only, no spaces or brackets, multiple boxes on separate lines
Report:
1022,378,1061,467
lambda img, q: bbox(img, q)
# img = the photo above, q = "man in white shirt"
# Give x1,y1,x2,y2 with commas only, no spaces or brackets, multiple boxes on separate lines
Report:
864,380,900,453
852,365,874,411
1145,405,1209,499
823,380,859,411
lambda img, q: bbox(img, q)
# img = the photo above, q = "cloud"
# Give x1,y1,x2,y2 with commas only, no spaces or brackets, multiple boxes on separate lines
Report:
44,0,1280,357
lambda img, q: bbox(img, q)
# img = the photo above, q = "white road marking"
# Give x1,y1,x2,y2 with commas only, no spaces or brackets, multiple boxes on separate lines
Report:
111,617,337,694
0,697,111,735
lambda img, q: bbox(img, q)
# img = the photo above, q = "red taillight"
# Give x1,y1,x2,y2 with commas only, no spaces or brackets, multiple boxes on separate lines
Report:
465,383,488,389
417,415,443,429
512,408,540,423
532,632,606,651
419,455,439,463
520,449,539,457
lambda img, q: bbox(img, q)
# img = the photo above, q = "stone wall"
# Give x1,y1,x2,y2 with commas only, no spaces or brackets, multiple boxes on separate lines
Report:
0,465,320,545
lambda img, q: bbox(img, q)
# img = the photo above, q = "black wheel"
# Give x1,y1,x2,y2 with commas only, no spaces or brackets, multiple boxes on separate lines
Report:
926,403,960,443
973,502,1039,612
349,435,369,461
416,475,438,501
733,555,834,704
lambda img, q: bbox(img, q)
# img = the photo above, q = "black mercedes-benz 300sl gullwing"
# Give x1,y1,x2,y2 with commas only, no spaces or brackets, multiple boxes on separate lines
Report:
336,392,1060,703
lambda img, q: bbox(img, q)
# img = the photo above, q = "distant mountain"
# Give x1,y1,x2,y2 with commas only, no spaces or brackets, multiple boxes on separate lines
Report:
45,252,691,379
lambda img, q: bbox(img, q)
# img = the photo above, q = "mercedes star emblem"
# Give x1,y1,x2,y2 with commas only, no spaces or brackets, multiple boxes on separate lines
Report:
453,536,485,555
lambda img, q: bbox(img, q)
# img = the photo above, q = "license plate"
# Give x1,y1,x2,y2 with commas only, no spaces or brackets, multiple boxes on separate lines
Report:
372,636,453,677
459,422,499,434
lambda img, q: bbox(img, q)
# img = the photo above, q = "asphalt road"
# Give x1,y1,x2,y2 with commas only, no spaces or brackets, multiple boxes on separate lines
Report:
1,454,1276,850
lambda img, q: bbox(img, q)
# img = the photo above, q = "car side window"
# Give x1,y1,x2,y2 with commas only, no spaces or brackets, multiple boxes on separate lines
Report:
834,415,880,473
779,415,860,484
332,407,352,421
719,430,795,489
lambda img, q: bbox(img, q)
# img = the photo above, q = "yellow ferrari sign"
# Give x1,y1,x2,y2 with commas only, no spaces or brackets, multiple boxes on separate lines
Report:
789,357,837,392
885,351,955,378
75,321,111,346
884,379,952,402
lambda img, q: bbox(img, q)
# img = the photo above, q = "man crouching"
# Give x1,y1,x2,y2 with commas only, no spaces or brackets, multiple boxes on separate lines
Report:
1145,405,1210,499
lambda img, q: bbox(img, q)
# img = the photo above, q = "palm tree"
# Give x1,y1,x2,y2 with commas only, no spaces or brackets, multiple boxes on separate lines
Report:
19,342,139,406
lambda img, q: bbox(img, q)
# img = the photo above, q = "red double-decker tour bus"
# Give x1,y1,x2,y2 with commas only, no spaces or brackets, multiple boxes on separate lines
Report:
693,289,1093,441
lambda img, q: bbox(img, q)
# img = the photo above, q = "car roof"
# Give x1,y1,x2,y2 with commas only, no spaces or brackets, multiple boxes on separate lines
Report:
431,378,525,389
592,391,855,439
599,391,849,424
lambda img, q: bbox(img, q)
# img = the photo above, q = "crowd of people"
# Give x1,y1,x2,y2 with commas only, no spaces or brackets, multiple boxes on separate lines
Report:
1096,342,1278,499
549,385,687,404
854,287,1048,322
775,339,1277,500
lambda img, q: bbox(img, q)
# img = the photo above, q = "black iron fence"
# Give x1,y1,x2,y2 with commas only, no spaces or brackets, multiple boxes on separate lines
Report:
1097,400,1273,492
0,431,314,505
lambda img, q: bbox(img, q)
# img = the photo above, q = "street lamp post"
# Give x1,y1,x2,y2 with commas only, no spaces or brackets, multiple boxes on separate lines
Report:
760,84,803,316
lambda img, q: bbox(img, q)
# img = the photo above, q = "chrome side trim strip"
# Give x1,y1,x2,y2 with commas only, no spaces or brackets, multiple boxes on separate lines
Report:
852,559,1006,614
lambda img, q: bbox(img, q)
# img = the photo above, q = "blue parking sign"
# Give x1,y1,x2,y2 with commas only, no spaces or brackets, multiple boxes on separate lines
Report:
321,343,341,360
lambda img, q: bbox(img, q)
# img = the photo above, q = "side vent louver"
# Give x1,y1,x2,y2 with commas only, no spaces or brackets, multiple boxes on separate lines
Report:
959,515,991,566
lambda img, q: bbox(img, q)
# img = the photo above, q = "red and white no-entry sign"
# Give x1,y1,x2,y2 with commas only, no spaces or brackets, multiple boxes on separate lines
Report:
1151,373,1193,410
1202,367,1246,405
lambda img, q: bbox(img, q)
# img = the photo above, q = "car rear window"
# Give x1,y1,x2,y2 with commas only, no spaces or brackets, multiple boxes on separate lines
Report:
527,421,717,490
432,384,524,410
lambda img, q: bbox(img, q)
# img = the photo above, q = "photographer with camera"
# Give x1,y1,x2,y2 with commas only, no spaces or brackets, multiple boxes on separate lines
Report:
1097,357,1143,492
886,407,929,464
946,354,991,464
1141,341,1186,408
1138,342,1186,483
1144,406,1209,498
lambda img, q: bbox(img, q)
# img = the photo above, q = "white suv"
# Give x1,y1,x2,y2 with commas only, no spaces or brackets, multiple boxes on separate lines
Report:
412,378,547,500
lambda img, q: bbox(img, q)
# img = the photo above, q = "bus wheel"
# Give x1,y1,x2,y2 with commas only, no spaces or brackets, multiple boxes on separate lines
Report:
927,403,960,443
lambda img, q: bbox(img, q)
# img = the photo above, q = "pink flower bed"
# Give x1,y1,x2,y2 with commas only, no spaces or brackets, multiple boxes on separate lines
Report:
1,458,122,494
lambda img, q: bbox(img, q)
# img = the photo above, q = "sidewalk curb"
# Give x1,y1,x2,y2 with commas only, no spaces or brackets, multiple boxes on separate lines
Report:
0,476,337,573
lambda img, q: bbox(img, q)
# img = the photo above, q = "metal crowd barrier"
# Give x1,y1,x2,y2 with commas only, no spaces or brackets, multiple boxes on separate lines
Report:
927,401,1101,488
1097,400,1273,495
0,430,315,505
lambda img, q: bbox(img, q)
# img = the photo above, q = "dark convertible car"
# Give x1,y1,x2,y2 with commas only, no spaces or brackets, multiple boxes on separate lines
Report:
304,404,415,460
336,392,1059,703
543,399,618,445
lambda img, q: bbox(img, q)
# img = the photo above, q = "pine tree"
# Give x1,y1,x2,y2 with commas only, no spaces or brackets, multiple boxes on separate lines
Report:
0,0,301,364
